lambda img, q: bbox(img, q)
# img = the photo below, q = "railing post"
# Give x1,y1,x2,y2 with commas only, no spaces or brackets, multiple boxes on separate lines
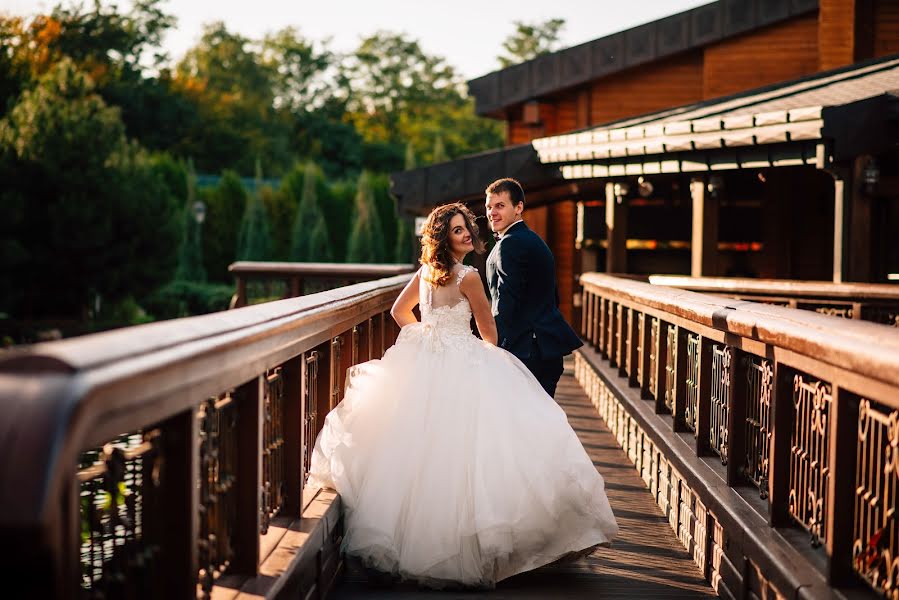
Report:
233,377,262,574
235,276,247,308
655,321,669,414
592,293,601,349
628,308,639,387
598,297,607,357
672,327,688,432
726,348,748,486
147,408,199,598
582,288,591,340
825,386,859,585
616,304,626,374
282,356,303,518
695,337,713,455
640,313,653,399
769,362,793,526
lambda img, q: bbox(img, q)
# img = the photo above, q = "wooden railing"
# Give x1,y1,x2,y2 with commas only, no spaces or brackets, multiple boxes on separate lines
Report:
228,261,416,308
577,273,899,599
648,275,899,326
0,274,410,599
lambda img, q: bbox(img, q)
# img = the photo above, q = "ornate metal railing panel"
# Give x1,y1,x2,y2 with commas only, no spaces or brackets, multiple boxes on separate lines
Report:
0,272,410,598
648,317,660,401
744,357,773,497
853,399,899,598
664,325,677,413
684,333,700,432
789,375,832,547
262,368,285,533
78,432,162,599
709,345,731,463
302,351,320,481
579,272,899,599
197,394,237,597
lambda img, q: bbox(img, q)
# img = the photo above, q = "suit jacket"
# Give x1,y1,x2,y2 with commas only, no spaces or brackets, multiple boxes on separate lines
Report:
486,221,583,361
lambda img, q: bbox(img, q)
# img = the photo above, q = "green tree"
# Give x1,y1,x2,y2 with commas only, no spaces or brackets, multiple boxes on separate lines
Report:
498,18,566,67
394,216,416,263
404,142,417,170
432,134,447,164
0,59,179,317
321,180,355,261
346,172,386,263
203,170,247,281
287,162,332,262
370,173,398,260
236,161,272,260
175,160,206,281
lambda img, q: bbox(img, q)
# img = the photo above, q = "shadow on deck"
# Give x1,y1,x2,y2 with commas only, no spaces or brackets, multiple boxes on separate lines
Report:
332,363,716,599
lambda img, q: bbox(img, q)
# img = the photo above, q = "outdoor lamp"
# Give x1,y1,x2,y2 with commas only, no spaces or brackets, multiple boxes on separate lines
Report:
707,176,724,198
192,200,207,224
863,157,880,195
637,177,654,198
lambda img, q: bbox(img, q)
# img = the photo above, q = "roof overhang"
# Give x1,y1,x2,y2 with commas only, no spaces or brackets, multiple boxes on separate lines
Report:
531,56,899,177
467,0,819,117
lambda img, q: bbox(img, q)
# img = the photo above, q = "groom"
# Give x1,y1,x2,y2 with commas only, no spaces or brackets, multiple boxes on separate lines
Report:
485,178,583,398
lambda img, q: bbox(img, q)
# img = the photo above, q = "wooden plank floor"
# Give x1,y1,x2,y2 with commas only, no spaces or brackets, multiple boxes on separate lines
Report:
331,362,716,599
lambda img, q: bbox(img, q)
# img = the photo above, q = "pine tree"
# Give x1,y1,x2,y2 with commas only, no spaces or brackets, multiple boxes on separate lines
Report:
236,159,272,260
432,135,447,163
288,162,332,262
175,158,207,281
346,171,386,263
394,216,414,263
404,142,417,170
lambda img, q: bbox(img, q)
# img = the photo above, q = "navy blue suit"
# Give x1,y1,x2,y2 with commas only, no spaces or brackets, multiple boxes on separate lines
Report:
486,221,582,397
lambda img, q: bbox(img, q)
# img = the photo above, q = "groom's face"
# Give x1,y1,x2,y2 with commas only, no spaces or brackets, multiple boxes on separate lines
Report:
485,191,522,234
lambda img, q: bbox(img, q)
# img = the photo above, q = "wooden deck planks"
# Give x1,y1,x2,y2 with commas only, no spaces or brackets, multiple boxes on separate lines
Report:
332,363,716,598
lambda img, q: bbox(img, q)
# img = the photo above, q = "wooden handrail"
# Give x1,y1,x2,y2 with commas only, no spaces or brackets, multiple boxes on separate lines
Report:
0,273,411,599
578,272,899,598
227,261,416,308
648,275,899,301
582,273,899,397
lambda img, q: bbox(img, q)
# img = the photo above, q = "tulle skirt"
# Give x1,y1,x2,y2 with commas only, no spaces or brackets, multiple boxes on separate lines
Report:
308,323,618,587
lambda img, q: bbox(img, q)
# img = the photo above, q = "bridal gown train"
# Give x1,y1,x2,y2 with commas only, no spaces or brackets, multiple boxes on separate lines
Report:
308,264,618,587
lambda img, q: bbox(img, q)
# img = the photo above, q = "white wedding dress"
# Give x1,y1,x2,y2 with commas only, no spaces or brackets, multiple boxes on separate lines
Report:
308,264,618,587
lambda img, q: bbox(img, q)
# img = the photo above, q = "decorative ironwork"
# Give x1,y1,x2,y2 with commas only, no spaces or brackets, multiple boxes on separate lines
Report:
197,394,237,598
812,304,853,319
648,318,660,401
303,351,319,481
636,312,645,387
709,345,731,463
262,368,286,533
684,333,700,432
789,375,832,547
862,305,899,328
664,325,677,413
853,399,898,598
331,336,344,408
744,357,772,497
79,431,162,599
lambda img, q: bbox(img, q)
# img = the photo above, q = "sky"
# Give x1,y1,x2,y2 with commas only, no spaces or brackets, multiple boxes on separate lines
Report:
5,0,713,80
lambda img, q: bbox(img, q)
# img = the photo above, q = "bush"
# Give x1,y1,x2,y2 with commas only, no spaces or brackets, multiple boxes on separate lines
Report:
145,280,234,320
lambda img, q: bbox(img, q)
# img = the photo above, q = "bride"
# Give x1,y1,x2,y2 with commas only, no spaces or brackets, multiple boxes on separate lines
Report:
308,202,618,588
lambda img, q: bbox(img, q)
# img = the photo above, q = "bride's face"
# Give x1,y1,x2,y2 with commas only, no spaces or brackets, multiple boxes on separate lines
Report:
447,213,474,257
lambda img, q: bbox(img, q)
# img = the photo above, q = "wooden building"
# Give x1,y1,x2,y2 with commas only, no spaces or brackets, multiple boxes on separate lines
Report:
390,0,899,326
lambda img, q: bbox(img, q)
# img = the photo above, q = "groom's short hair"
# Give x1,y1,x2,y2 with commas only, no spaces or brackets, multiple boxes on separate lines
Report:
485,178,525,207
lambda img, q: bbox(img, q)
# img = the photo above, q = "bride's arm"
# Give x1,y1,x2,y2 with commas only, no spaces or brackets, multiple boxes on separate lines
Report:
460,272,498,346
390,269,421,327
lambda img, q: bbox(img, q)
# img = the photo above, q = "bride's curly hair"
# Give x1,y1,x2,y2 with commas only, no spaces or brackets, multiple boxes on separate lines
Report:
420,203,485,286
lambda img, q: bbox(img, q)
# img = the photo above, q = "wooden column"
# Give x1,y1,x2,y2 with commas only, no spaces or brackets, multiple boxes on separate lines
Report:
768,363,794,526
832,173,849,283
848,156,872,282
726,349,748,487
825,386,859,584
281,356,302,518
695,337,713,455
233,377,262,574
605,182,628,274
690,178,718,277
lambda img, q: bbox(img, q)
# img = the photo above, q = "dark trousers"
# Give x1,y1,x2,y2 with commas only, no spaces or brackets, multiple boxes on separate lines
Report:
522,339,564,398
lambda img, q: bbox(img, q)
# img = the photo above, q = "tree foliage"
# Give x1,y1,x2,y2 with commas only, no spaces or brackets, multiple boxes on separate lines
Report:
346,172,386,263
287,162,332,262
498,18,566,67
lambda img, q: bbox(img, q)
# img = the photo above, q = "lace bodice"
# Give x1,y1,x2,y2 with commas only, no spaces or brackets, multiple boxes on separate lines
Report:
415,264,478,342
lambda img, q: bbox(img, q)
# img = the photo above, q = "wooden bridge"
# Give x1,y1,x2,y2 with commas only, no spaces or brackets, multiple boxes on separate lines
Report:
0,268,897,599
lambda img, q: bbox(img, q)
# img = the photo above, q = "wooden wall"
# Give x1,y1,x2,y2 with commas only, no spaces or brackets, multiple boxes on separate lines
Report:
589,51,705,126
875,0,899,57
549,201,578,326
703,15,819,99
